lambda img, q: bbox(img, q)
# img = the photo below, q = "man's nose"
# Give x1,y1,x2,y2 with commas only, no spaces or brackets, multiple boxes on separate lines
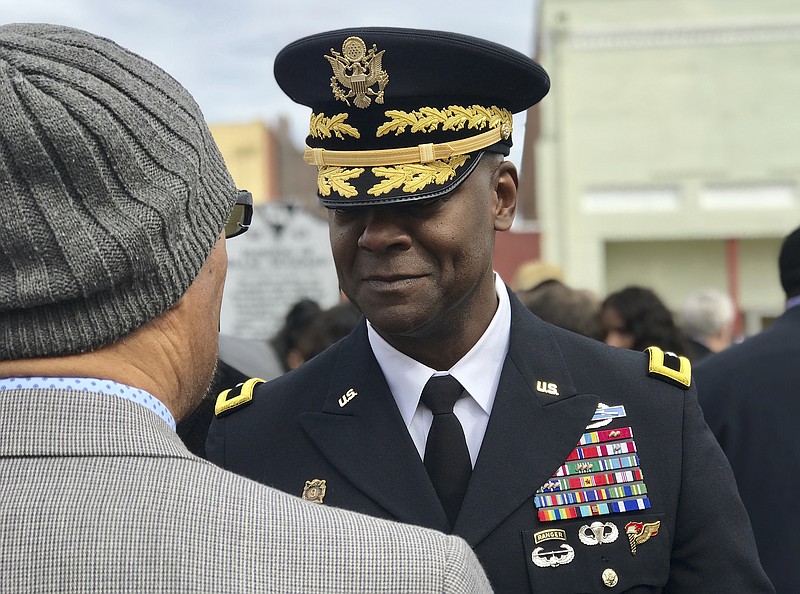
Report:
357,208,413,251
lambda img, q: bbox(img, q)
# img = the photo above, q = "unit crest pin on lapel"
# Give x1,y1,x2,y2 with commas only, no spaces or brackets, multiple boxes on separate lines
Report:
302,479,327,504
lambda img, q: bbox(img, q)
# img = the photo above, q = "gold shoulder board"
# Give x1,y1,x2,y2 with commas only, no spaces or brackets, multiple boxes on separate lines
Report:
214,377,266,417
645,347,691,389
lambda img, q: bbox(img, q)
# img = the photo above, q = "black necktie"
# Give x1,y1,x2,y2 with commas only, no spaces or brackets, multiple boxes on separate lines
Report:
421,375,472,528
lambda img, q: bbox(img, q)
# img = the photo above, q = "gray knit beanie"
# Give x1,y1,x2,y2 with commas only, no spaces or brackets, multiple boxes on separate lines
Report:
0,23,238,361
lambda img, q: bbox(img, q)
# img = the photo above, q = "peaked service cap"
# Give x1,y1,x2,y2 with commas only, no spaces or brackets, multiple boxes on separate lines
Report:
274,27,550,208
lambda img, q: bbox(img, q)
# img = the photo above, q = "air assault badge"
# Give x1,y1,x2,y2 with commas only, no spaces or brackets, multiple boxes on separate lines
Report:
325,36,389,109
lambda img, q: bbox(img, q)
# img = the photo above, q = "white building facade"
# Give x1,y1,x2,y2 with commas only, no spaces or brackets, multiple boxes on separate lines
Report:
536,0,800,333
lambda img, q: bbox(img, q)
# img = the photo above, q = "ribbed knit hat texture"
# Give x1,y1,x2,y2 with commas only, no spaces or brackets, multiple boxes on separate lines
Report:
779,226,800,297
0,23,237,361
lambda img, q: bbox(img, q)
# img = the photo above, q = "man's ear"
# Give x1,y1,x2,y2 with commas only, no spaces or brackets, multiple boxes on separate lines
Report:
494,160,518,231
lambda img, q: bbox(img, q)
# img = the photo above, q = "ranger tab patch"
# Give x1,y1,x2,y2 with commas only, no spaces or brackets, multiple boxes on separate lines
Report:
214,377,266,417
645,346,691,389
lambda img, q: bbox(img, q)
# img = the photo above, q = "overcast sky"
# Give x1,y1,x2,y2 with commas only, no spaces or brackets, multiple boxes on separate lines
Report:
2,0,538,165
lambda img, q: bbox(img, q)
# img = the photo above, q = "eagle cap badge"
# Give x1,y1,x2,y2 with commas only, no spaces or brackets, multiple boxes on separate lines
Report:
325,36,389,109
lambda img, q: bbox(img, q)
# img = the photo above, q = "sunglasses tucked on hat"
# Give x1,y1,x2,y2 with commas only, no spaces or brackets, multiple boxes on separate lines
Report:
274,27,550,208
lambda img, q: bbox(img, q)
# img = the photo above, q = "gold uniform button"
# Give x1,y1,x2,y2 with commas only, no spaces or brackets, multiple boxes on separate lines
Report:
602,568,619,588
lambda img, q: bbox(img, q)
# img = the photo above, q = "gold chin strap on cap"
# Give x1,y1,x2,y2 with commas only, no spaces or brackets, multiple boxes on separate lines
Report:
305,126,506,168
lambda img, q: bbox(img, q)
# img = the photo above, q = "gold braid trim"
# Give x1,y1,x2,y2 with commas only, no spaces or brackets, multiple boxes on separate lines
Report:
367,155,470,197
305,127,502,167
309,113,360,140
376,105,512,137
318,166,364,198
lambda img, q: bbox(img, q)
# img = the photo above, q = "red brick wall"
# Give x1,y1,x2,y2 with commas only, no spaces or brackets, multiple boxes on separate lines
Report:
493,231,540,284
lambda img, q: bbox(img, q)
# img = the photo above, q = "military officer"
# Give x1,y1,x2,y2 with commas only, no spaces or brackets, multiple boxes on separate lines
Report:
207,27,773,593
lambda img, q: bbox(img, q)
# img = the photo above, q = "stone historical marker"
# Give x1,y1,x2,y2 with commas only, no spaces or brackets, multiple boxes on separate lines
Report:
220,203,341,340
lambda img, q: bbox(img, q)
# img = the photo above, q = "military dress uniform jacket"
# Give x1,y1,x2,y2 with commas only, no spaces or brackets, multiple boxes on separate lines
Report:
695,305,800,594
207,290,774,593
0,388,492,594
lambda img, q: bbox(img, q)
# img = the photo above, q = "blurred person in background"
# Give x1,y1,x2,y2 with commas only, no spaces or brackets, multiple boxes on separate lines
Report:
695,225,800,593
679,288,736,362
270,297,322,371
519,280,604,341
0,23,492,594
512,259,565,301
295,300,363,363
601,286,690,357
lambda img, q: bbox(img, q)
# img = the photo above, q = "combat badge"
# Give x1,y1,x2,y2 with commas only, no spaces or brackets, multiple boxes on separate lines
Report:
529,528,574,568
302,479,327,504
531,544,575,568
325,36,388,109
586,402,627,429
578,521,619,546
625,520,660,555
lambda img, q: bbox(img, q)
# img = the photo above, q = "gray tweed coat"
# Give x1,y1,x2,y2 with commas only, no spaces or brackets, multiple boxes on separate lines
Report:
0,388,492,594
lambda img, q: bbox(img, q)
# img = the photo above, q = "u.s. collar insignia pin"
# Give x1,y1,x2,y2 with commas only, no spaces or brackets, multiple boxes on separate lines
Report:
302,479,327,504
536,380,560,396
338,388,358,407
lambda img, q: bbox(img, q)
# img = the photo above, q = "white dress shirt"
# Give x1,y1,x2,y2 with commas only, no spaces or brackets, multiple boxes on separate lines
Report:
367,273,511,467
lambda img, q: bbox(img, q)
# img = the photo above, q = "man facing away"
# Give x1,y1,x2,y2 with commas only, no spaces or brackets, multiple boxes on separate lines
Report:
695,226,800,593
0,23,492,594
207,27,774,593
